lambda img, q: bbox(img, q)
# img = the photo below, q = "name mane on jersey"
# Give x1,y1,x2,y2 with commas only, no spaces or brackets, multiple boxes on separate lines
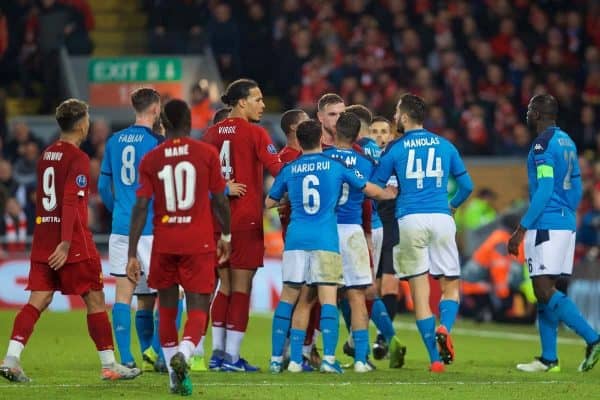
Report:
118,134,144,143
291,160,330,174
218,126,236,134
43,152,63,161
164,144,189,158
404,137,440,148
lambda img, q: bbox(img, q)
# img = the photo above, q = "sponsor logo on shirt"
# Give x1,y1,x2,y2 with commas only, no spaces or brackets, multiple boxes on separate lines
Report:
36,216,61,224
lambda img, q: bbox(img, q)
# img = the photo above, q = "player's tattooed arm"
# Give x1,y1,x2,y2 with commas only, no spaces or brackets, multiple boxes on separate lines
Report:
126,196,150,283
211,192,232,264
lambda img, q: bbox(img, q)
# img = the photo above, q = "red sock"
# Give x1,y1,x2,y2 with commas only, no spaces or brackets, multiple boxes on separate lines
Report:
226,292,250,332
182,309,208,345
211,291,229,329
304,303,321,345
159,307,179,347
11,304,41,345
366,299,374,318
87,311,114,351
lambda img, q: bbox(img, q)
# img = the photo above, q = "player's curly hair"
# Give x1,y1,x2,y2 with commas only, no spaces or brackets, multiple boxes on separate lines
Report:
55,98,88,132
221,79,258,106
162,99,191,134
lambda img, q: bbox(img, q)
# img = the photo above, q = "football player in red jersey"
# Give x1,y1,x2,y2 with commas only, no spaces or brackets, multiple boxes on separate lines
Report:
0,99,141,383
203,79,283,372
127,99,231,395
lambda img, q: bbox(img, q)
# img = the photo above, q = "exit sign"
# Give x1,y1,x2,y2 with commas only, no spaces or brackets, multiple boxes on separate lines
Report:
89,58,182,82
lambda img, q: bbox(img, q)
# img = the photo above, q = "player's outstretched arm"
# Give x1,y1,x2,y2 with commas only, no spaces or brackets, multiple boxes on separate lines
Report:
211,192,232,264
127,196,149,283
363,182,397,201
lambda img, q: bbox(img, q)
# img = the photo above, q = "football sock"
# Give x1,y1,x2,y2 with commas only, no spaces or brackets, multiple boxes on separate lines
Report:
353,329,369,364
135,309,154,354
158,307,179,347
320,304,339,358
9,303,41,356
225,292,250,363
88,311,116,367
272,301,293,358
439,299,459,332
211,291,229,354
548,291,600,345
537,302,558,362
162,346,177,388
176,298,184,330
151,309,161,356
290,328,306,364
182,309,207,348
416,316,440,363
382,294,397,322
112,303,133,364
339,298,352,333
193,336,206,357
98,350,116,367
370,298,395,343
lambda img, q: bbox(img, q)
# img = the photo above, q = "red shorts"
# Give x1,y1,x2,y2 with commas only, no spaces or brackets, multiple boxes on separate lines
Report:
148,251,216,294
220,229,264,270
26,257,103,295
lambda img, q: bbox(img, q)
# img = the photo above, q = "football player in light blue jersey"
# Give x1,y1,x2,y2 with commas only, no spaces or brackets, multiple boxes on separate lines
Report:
508,94,600,373
371,94,473,372
266,119,396,374
98,88,165,369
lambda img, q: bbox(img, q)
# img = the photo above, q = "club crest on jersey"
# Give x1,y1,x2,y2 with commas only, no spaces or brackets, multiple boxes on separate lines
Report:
534,143,544,152
267,144,277,154
76,174,87,188
355,170,364,179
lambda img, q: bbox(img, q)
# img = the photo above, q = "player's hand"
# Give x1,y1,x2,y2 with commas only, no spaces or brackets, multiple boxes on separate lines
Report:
126,257,141,284
508,226,526,256
217,239,232,264
227,179,247,197
48,241,70,270
382,185,398,200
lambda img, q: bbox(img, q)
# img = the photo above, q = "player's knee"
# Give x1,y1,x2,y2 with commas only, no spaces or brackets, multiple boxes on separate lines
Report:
28,292,53,312
532,282,553,304
83,290,107,313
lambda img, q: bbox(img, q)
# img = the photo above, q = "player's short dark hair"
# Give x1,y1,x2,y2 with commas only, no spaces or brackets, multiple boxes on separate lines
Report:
398,93,426,124
317,93,344,112
130,87,160,113
345,104,373,125
163,99,191,134
213,107,231,124
371,116,392,128
531,94,558,119
335,112,361,143
280,109,306,136
221,79,258,107
55,98,88,132
296,119,322,150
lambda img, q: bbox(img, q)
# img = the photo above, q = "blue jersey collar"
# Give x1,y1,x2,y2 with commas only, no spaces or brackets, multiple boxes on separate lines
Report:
403,128,427,137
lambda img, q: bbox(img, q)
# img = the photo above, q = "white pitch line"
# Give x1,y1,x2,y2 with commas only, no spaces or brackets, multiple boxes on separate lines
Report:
0,381,567,389
393,321,583,345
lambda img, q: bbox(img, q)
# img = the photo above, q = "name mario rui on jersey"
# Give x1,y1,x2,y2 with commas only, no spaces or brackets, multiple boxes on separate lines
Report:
161,140,192,225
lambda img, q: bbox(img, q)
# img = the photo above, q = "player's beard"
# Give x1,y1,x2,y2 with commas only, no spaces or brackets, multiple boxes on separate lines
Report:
249,117,261,123
396,120,405,136
526,117,536,133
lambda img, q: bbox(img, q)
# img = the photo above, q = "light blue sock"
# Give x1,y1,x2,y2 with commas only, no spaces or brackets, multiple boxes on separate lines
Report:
416,316,440,363
176,298,184,331
151,309,161,356
548,291,600,345
537,302,558,362
370,298,395,343
112,302,133,364
135,309,154,354
439,299,459,332
271,301,293,357
290,328,305,364
338,298,352,333
352,329,369,363
321,304,340,357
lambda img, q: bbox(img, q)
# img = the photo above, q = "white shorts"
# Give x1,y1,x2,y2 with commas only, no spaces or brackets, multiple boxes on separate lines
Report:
524,229,575,277
282,250,343,286
109,234,155,295
338,224,372,288
371,227,383,278
393,214,460,280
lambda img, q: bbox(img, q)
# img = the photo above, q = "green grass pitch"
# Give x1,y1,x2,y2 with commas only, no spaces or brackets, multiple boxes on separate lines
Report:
0,311,599,399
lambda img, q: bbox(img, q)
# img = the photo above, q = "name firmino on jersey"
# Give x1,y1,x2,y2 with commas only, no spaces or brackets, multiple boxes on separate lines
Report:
404,137,440,148
218,126,236,134
43,152,63,161
164,144,189,157
291,160,330,174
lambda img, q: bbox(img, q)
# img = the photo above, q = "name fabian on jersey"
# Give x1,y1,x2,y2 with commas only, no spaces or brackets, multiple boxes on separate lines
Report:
291,160,330,174
404,137,440,148
118,134,144,143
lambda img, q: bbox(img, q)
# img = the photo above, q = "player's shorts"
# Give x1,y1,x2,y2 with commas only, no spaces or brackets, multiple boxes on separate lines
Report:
393,214,460,280
338,224,372,288
109,234,155,295
371,227,383,278
524,229,575,277
218,229,264,270
148,251,216,294
281,250,343,286
26,257,103,295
